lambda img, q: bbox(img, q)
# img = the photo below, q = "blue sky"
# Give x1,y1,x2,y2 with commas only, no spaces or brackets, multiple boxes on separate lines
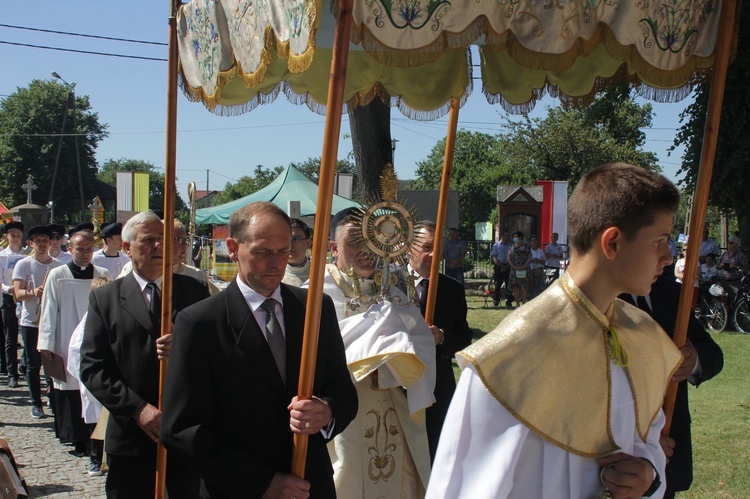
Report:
2,1,691,202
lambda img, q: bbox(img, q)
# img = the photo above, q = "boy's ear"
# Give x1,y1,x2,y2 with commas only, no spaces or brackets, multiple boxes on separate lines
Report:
600,226,622,260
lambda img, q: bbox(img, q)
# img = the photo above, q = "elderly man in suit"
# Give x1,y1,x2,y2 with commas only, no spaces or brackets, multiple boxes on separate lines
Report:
620,274,723,498
404,220,473,462
161,202,357,499
80,211,210,498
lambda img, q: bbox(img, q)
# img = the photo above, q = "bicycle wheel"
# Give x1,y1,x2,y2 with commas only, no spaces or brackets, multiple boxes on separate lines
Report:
706,297,728,333
732,298,750,334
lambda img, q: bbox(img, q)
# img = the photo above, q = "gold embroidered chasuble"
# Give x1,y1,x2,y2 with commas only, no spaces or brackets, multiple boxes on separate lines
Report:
459,273,682,458
322,264,434,498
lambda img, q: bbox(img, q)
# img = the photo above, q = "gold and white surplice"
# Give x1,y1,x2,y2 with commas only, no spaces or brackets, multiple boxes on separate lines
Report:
426,273,682,498
320,264,436,498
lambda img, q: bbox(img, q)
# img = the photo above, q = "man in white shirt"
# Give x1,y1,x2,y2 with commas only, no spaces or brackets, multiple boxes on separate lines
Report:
91,222,130,277
698,228,720,264
12,225,65,419
1,221,26,387
48,224,73,264
544,232,564,281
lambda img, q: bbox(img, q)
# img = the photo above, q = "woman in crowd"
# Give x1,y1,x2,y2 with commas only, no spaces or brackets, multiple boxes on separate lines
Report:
508,231,531,307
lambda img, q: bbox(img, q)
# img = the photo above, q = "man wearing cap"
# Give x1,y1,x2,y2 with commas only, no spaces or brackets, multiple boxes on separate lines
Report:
1,221,26,386
80,211,211,497
12,225,65,418
39,229,109,471
48,224,72,264
92,222,130,278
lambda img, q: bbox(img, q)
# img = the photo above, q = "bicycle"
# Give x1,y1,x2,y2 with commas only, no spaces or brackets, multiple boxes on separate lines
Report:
731,276,750,334
694,283,729,333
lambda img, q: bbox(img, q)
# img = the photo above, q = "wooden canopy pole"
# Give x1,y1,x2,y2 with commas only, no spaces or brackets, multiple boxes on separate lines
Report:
662,0,737,434
155,0,181,496
291,0,354,478
424,99,460,325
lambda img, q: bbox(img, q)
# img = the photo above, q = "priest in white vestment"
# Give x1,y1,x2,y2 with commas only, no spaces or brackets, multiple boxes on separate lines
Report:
315,207,436,498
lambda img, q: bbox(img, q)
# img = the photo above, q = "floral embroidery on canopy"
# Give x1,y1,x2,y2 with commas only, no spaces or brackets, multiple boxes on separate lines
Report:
176,0,733,118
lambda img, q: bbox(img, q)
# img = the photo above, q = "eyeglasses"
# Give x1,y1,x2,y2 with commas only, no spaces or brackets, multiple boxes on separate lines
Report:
50,234,64,240
174,237,189,245
291,236,309,243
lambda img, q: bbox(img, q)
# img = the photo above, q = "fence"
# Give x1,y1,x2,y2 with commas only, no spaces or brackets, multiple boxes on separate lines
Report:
462,241,570,281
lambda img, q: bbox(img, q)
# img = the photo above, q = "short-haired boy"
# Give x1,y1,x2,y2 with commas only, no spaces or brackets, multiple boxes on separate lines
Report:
426,163,683,498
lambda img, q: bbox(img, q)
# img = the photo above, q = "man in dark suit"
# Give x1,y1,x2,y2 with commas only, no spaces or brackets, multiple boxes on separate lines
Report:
404,220,473,462
620,274,723,498
80,211,210,498
161,202,357,499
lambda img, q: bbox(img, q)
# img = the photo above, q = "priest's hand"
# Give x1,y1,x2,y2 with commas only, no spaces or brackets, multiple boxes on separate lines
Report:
672,338,698,382
596,452,655,498
263,473,310,499
134,403,161,442
288,396,332,435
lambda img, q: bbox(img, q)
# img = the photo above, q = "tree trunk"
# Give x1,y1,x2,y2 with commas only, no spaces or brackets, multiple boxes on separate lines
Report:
347,98,393,200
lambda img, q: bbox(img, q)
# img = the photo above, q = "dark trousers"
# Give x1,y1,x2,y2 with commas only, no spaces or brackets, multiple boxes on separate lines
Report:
445,267,464,285
2,294,19,378
106,451,201,499
493,264,511,304
19,326,42,406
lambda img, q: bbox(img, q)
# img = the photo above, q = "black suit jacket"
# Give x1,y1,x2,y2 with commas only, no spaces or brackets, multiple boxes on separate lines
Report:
400,273,473,461
80,272,210,456
620,276,723,492
161,281,357,499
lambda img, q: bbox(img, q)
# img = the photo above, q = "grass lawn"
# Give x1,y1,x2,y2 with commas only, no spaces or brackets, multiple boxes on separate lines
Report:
459,295,750,498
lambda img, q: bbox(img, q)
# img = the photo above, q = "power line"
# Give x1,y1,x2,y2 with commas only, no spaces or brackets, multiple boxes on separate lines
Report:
0,23,167,46
0,40,166,61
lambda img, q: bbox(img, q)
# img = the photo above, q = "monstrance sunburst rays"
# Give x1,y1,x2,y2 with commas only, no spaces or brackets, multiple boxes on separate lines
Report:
340,164,426,309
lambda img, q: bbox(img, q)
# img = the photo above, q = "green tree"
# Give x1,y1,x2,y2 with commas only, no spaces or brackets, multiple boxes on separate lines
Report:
410,130,526,239
502,87,659,189
671,5,750,243
0,79,108,223
98,158,186,215
410,89,658,239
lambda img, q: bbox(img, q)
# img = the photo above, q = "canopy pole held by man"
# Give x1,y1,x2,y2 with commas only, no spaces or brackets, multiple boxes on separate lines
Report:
292,0,354,478
155,1,181,497
424,98,460,326
663,0,737,435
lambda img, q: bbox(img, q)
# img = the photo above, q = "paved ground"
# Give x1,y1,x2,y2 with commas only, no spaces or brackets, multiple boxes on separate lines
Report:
0,373,106,498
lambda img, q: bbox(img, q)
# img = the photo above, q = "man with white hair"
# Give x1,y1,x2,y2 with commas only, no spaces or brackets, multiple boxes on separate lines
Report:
718,235,748,274
80,211,210,498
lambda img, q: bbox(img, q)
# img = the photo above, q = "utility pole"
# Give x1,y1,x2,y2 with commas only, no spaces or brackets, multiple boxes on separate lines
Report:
51,72,85,219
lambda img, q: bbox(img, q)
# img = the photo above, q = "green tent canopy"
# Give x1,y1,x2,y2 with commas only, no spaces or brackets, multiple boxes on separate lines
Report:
195,165,360,224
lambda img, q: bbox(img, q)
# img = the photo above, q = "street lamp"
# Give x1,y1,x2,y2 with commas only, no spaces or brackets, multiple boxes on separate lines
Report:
50,71,85,220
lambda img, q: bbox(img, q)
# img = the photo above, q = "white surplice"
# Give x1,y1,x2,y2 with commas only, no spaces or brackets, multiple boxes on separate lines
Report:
38,265,109,390
425,364,666,499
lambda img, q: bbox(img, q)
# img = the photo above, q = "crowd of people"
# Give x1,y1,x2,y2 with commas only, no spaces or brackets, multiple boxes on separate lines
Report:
0,161,729,498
